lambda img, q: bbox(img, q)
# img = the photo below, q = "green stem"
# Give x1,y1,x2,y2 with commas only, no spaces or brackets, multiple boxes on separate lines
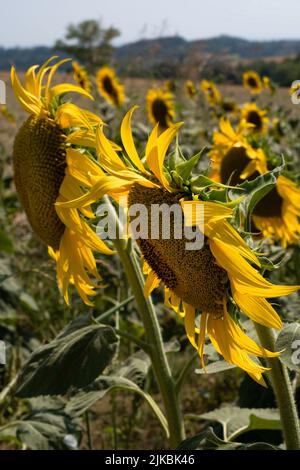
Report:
105,197,185,448
255,323,300,450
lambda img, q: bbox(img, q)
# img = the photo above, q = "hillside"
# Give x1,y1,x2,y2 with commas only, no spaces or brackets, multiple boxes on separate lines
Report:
1,35,300,85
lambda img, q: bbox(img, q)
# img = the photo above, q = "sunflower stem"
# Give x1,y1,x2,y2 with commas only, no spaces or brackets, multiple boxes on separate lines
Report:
104,197,185,448
255,323,300,450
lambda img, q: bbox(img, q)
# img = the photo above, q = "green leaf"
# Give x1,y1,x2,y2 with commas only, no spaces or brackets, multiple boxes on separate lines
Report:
0,229,13,253
174,150,204,181
195,360,236,374
0,397,81,450
276,322,300,372
229,160,285,232
168,142,186,171
199,406,280,441
177,427,279,450
190,175,235,194
16,321,118,397
66,351,169,437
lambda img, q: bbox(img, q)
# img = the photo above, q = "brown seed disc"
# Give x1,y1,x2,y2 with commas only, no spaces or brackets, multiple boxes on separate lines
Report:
13,116,67,250
128,184,227,313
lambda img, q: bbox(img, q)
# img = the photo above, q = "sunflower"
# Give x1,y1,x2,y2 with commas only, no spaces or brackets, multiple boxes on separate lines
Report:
164,79,176,93
263,76,276,95
252,176,300,247
240,102,268,134
96,66,125,107
57,107,299,384
185,80,197,99
243,71,263,94
200,80,221,106
210,119,300,246
209,118,268,183
146,88,176,130
11,57,113,305
72,61,91,94
220,99,237,115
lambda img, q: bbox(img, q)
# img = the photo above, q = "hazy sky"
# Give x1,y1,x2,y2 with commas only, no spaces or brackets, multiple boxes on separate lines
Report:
1,0,300,47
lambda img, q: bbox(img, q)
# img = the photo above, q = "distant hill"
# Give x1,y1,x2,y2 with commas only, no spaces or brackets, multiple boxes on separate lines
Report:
1,35,300,85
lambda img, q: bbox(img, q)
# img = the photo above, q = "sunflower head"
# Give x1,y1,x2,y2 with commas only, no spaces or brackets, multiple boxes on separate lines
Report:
72,61,91,94
209,119,300,247
243,71,262,94
57,106,299,384
263,76,276,95
200,80,222,106
185,80,197,99
240,103,268,134
209,118,268,183
11,57,111,305
220,99,237,115
146,88,176,131
14,115,67,249
164,79,176,92
96,66,125,107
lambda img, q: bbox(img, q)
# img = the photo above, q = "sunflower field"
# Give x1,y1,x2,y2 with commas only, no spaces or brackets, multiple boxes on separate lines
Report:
1,51,300,454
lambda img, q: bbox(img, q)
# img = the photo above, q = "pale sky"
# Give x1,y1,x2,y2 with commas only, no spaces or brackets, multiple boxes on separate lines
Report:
1,0,300,48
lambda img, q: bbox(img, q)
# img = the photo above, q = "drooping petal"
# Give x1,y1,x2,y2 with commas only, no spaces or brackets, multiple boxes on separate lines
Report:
121,106,148,174
233,289,282,330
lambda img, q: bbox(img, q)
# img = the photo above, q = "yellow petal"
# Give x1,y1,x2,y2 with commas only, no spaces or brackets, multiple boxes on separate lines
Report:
49,83,93,101
233,289,282,330
144,269,161,297
121,106,147,174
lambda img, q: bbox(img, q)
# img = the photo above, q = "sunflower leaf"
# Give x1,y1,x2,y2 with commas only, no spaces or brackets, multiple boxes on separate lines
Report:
177,426,280,450
174,149,205,181
229,160,285,232
15,321,118,397
0,397,81,450
65,350,168,437
275,322,300,372
198,406,281,442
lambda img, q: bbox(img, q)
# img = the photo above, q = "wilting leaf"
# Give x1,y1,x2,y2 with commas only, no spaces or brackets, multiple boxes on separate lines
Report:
16,321,118,397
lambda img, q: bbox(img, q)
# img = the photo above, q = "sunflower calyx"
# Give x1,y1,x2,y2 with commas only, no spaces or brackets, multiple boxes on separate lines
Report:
229,159,285,232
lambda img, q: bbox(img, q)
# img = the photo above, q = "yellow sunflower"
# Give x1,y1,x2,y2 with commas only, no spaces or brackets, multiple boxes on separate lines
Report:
185,80,197,99
252,176,300,247
146,88,176,130
96,66,125,107
209,118,268,183
72,61,91,94
57,107,299,385
164,79,176,93
243,71,263,94
200,80,221,106
210,119,300,246
263,76,276,95
11,57,113,305
240,102,268,134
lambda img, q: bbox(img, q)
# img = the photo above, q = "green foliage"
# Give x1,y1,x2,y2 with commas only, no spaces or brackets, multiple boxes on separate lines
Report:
178,427,280,450
0,397,81,450
276,322,300,373
16,319,118,397
54,20,120,69
179,407,281,450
